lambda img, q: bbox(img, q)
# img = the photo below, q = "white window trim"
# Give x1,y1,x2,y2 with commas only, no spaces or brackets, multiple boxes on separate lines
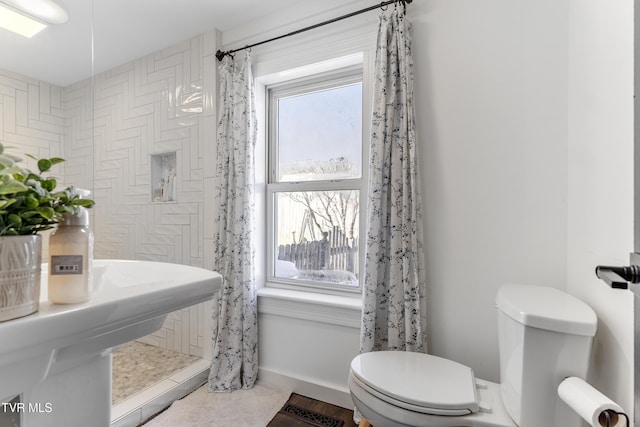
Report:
264,60,371,296
257,287,362,329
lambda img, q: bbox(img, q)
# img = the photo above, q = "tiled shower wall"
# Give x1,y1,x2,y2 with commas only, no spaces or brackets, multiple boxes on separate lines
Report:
0,69,66,260
85,31,217,357
0,70,64,160
90,36,208,265
0,69,93,192
1,30,218,358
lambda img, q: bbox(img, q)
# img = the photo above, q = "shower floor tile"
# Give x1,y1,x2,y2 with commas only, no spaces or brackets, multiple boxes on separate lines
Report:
112,341,201,405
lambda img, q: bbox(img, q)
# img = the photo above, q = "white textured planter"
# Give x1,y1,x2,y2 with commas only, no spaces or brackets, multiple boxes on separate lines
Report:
0,235,42,322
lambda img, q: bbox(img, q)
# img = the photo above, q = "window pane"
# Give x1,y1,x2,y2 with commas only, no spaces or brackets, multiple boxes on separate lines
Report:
277,83,362,182
274,190,359,287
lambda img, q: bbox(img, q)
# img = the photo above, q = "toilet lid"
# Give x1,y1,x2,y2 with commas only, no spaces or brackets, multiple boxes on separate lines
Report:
350,351,479,415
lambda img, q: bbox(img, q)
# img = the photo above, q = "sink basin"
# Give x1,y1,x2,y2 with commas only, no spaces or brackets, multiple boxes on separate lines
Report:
0,259,221,425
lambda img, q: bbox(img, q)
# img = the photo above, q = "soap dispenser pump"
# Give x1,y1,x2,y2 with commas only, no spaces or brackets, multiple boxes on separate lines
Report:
48,190,94,304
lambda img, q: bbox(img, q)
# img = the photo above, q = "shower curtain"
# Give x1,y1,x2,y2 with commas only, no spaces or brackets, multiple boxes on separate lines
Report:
360,6,426,354
209,51,258,391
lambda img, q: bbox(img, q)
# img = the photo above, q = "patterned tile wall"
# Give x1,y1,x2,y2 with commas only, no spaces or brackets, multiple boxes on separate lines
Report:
86,32,217,357
91,37,205,264
0,69,64,160
1,29,218,359
63,78,94,192
0,69,66,260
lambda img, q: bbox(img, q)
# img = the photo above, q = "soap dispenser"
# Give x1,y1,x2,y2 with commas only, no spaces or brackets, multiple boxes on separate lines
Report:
48,192,94,304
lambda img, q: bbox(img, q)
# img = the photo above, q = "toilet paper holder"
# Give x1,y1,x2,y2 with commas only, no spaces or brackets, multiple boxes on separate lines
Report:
558,377,629,427
602,410,629,427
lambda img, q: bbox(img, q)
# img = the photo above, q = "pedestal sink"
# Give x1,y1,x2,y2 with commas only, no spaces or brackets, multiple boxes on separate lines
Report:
0,259,222,427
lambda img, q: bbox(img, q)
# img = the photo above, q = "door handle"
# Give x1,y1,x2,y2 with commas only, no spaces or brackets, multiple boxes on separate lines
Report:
595,265,640,289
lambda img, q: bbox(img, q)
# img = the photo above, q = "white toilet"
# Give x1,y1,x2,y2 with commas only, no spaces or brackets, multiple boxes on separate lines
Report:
348,284,597,427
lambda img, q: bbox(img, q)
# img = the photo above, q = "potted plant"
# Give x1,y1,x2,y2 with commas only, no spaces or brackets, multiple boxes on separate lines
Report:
0,143,94,321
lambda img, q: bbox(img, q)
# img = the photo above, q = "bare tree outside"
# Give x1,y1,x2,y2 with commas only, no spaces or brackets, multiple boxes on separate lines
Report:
275,159,360,285
271,79,362,287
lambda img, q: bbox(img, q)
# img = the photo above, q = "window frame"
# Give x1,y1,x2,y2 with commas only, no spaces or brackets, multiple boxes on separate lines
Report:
265,65,368,295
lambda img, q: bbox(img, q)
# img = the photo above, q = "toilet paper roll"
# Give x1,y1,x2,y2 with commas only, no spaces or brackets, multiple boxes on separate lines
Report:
558,377,627,427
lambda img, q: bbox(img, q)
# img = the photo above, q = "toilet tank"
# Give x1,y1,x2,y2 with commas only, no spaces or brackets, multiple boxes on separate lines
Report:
496,284,597,427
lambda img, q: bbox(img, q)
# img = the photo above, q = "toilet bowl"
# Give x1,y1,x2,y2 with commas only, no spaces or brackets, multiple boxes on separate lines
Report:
348,284,598,427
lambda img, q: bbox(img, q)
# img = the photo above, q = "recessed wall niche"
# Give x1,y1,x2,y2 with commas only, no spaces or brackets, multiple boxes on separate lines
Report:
151,152,177,202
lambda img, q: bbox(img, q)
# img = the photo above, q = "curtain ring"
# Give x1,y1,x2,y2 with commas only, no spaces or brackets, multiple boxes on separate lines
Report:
380,2,388,11
399,0,407,10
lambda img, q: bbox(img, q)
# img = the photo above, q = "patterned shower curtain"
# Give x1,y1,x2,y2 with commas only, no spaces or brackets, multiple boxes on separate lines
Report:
360,6,426,354
209,51,258,391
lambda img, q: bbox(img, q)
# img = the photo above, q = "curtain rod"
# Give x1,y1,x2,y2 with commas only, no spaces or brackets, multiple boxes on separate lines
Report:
215,0,412,61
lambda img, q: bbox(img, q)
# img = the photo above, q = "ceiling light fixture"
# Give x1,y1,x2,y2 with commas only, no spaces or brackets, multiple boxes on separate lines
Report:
0,0,68,38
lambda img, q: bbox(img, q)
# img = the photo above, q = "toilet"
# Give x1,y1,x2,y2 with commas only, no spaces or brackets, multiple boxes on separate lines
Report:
348,284,597,427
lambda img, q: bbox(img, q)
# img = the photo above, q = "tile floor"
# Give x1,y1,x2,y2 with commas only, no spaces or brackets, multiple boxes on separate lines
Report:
111,341,209,427
112,341,200,405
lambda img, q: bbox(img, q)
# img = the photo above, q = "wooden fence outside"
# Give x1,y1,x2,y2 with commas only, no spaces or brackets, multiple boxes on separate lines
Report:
277,226,358,275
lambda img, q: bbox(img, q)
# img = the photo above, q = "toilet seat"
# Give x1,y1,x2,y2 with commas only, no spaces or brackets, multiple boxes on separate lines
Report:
350,351,480,416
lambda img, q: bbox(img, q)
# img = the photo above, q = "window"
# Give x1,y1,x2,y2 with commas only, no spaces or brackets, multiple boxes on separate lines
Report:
267,66,366,293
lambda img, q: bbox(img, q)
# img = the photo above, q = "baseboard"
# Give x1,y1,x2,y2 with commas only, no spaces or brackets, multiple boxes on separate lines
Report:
258,367,354,410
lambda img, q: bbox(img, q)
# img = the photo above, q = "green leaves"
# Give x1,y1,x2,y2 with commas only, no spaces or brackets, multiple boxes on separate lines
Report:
0,179,28,195
41,178,56,192
24,196,38,209
7,214,21,227
36,206,55,220
0,142,95,236
25,155,64,173
38,159,63,173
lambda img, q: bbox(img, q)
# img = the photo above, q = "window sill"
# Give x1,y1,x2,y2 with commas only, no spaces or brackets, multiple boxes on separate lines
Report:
256,287,362,329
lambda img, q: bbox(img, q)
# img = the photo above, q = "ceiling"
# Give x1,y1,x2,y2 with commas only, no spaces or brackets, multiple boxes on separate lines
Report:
0,0,304,86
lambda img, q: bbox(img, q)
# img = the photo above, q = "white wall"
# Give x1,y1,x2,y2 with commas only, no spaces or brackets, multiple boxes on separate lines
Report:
414,1,634,413
257,294,361,408
566,0,634,416
413,0,569,381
